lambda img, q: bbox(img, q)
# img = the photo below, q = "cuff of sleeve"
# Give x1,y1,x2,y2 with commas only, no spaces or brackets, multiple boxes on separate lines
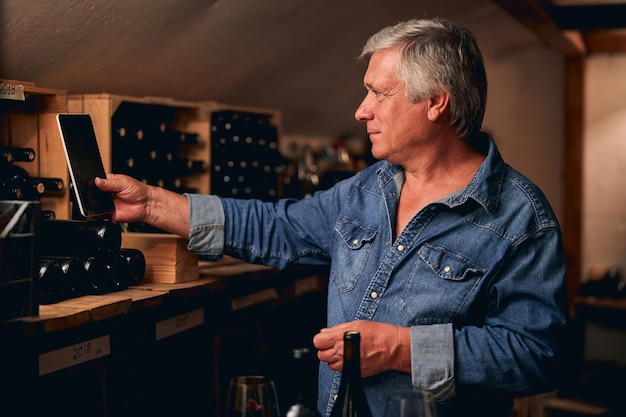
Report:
411,323,456,400
186,193,226,258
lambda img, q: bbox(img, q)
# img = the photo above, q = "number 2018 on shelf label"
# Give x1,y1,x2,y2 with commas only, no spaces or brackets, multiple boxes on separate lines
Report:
38,335,111,376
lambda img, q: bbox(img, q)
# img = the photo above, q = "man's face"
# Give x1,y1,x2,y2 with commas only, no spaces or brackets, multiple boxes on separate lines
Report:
354,48,429,165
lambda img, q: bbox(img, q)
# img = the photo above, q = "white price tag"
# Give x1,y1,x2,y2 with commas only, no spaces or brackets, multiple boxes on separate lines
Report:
155,307,204,341
39,335,111,376
0,82,25,101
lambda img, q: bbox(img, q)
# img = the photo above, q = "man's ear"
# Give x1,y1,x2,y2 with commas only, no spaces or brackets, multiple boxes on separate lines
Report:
426,91,450,121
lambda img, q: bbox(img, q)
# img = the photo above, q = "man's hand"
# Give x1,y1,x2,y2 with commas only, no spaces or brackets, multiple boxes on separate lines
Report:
95,173,150,224
313,320,411,377
96,173,190,238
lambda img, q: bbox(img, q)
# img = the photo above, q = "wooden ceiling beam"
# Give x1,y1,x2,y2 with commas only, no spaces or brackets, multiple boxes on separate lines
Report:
493,0,626,56
493,0,584,57
583,29,626,54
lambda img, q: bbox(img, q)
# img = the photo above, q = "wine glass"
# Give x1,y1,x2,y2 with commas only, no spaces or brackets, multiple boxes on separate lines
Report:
383,389,437,417
226,375,280,417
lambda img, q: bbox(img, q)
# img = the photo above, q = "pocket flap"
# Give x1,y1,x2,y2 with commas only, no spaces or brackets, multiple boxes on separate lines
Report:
334,217,378,249
418,243,485,281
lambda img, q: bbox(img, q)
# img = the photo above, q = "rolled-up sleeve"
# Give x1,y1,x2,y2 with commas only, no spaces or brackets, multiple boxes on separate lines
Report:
186,193,226,258
411,323,456,400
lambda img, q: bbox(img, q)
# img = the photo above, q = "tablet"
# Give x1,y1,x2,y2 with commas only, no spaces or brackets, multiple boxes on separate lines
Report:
56,113,115,220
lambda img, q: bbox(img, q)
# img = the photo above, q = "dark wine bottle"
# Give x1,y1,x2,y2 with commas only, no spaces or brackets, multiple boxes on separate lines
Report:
1,162,64,193
286,348,322,417
119,248,146,285
38,259,69,304
41,256,90,298
32,176,64,193
329,331,372,417
0,182,23,199
108,252,131,291
0,146,36,163
39,219,122,257
1,178,45,199
78,253,114,295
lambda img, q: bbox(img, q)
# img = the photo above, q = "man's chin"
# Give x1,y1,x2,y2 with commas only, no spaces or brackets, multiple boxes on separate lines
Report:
370,147,385,161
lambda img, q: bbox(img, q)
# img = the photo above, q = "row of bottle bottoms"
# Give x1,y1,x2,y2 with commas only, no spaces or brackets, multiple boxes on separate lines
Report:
112,124,206,191
37,219,146,304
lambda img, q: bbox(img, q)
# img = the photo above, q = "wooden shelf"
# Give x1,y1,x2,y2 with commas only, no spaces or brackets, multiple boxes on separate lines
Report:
0,261,329,417
543,397,611,416
5,261,323,332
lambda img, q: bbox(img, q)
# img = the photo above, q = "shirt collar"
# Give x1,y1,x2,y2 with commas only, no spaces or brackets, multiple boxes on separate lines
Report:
376,132,505,214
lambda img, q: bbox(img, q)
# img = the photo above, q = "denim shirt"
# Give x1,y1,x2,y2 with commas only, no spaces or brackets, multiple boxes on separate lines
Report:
187,134,568,417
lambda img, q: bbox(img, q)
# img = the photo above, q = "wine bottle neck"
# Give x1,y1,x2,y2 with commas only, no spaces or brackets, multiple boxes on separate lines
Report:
342,332,361,377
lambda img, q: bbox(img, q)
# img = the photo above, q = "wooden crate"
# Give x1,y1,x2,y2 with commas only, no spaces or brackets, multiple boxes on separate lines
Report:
121,232,199,283
205,102,284,201
1,79,70,219
67,94,212,197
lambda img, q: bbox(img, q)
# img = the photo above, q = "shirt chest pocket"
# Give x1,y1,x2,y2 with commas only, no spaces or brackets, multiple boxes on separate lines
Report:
333,217,378,293
399,243,486,323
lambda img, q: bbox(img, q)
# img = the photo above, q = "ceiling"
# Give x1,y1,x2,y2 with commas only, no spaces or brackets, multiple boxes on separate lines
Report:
1,0,623,139
495,0,626,56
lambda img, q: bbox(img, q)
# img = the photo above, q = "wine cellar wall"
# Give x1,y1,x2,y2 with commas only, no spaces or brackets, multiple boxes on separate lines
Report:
2,80,322,417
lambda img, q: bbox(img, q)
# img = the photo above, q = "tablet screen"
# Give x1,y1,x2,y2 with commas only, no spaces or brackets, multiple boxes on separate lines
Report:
57,113,115,219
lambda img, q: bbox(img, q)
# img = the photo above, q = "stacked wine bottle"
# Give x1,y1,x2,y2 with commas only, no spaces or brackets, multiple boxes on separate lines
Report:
1,145,65,206
111,106,205,195
211,110,286,201
37,219,147,304
110,104,207,233
1,144,68,318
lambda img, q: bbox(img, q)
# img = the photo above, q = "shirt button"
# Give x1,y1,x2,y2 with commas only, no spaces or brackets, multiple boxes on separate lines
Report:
371,292,378,299
353,239,359,245
397,245,405,251
430,206,437,210
444,266,451,273
333,395,338,401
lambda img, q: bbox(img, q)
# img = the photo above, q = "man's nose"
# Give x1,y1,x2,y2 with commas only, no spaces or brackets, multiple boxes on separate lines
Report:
354,99,372,122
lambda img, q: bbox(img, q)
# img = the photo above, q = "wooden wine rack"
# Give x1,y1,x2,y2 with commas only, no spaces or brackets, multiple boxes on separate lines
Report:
67,95,283,201
67,93,213,197
1,79,70,219
3,84,283,284
2,82,284,221
207,102,284,201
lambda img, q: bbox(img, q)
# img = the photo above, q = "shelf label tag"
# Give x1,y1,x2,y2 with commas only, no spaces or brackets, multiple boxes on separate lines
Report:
294,275,320,296
231,288,278,311
0,82,25,101
39,335,111,376
155,307,204,341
